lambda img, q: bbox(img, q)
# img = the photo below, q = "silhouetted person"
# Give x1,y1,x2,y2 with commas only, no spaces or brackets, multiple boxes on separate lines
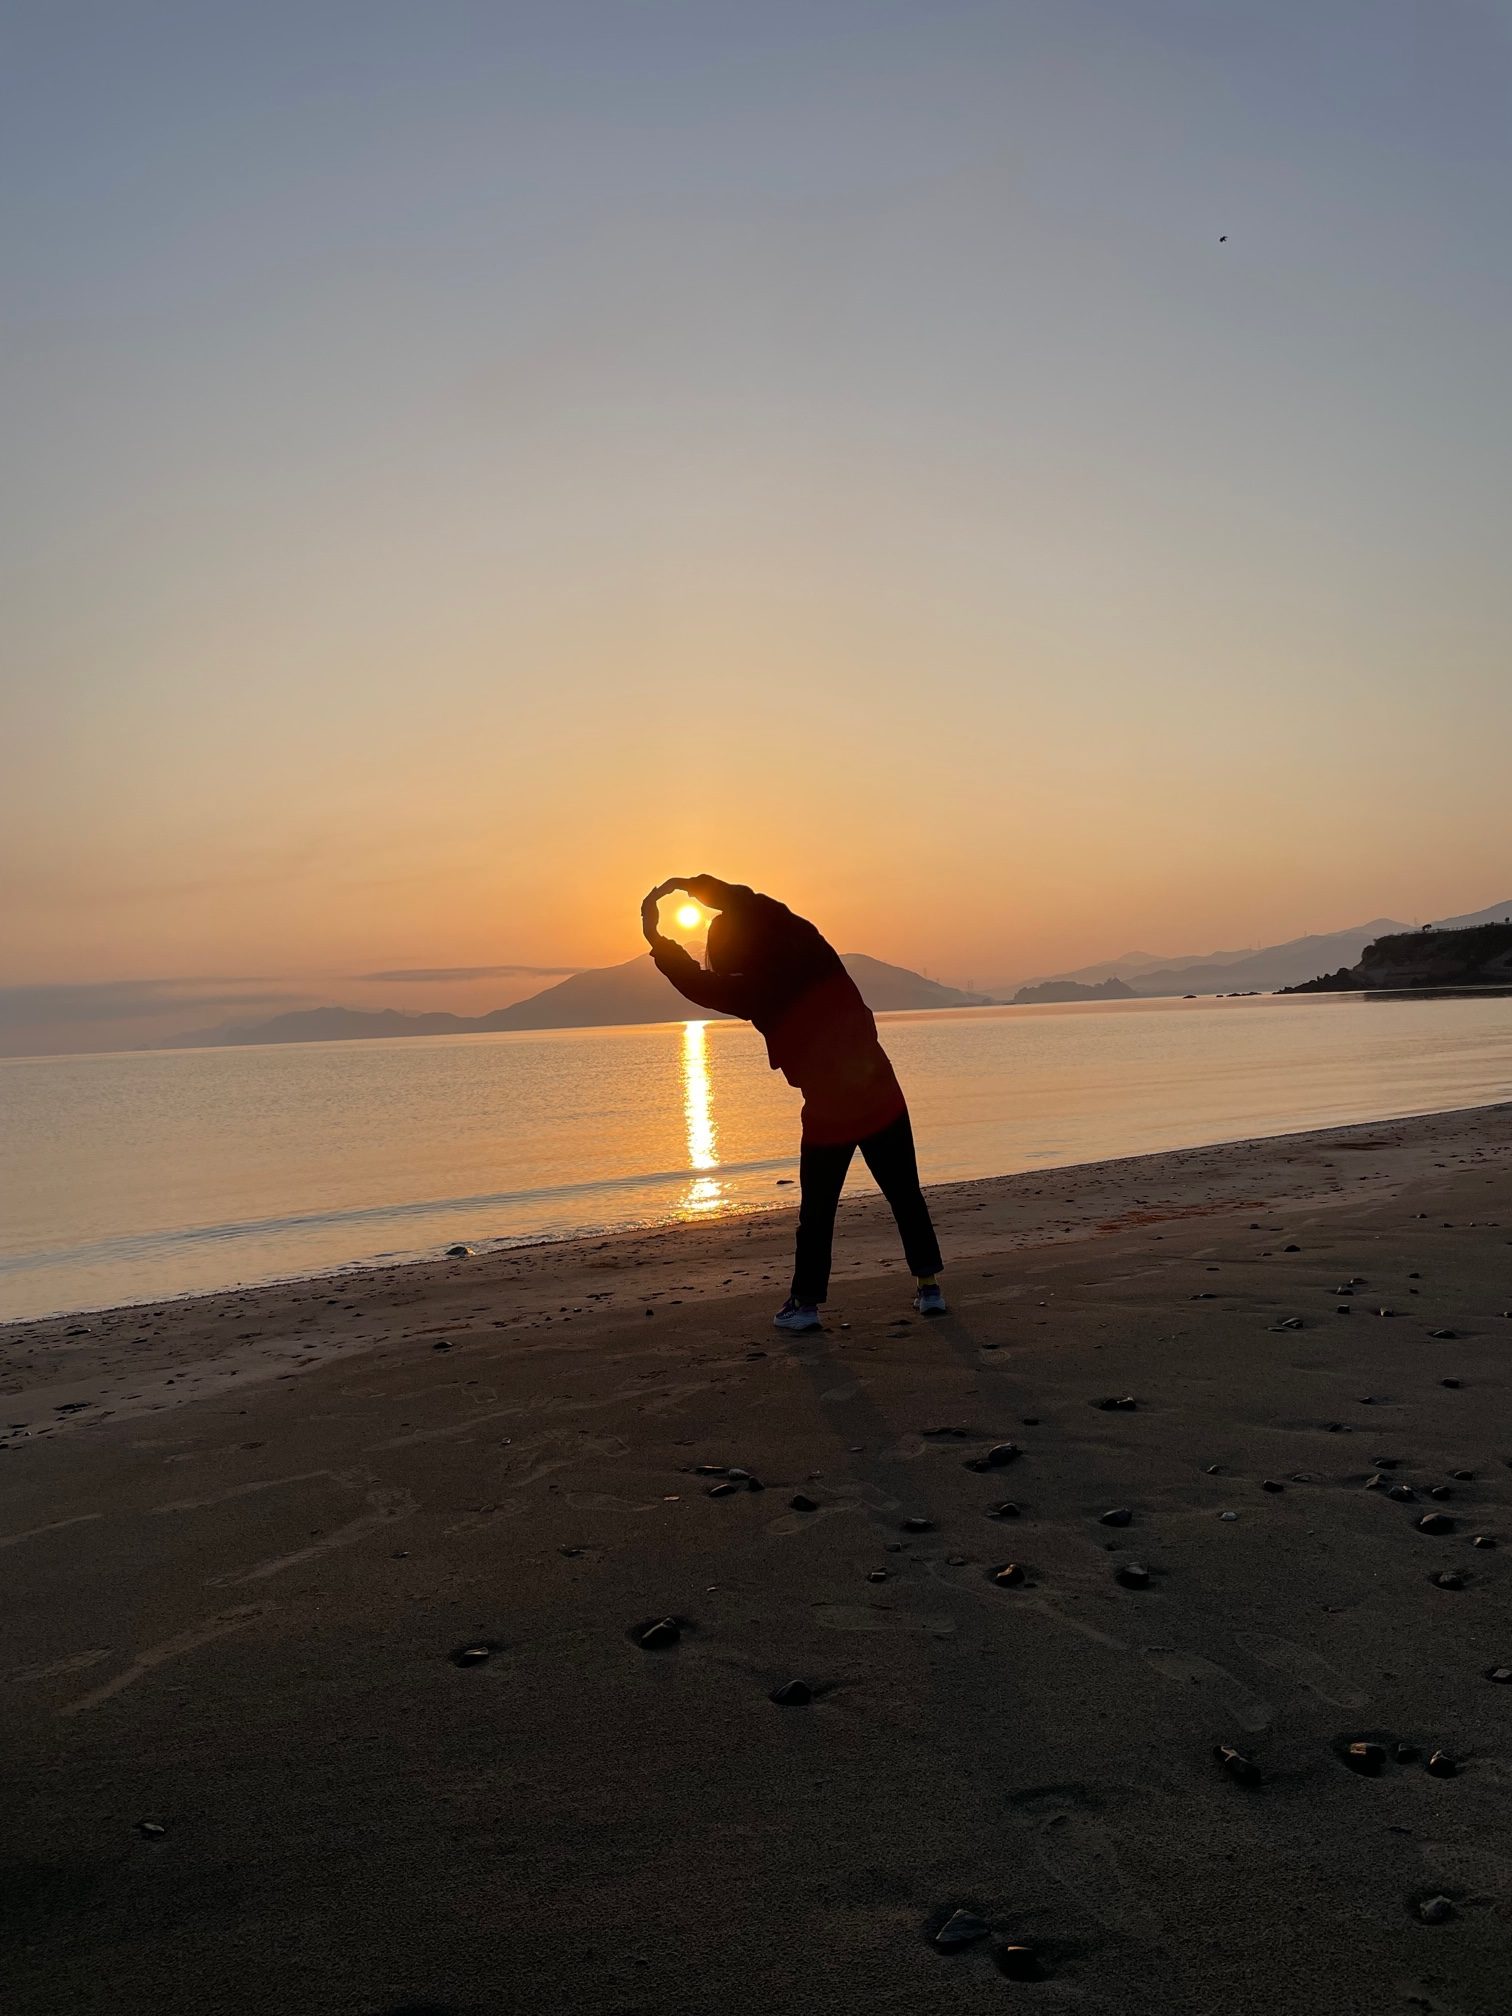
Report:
641,875,943,1331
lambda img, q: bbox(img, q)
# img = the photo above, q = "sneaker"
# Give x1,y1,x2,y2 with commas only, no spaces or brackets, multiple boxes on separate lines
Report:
914,1282,947,1316
774,1298,822,1333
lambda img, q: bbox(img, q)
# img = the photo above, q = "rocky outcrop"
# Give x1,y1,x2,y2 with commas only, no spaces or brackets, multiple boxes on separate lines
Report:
1013,976,1139,1005
1282,923,1512,994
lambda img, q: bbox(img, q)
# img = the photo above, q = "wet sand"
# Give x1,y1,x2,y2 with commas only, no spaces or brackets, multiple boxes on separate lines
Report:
4,1103,1512,2014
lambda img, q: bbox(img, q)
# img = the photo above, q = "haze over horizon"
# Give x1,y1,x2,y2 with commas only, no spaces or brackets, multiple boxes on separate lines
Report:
6,3,1511,1055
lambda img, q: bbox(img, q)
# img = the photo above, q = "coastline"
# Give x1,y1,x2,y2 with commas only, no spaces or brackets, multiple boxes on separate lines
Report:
4,1098,1512,2012
4,1098,1509,1443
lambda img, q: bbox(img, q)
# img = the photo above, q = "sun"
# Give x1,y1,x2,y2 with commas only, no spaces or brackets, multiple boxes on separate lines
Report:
675,903,703,930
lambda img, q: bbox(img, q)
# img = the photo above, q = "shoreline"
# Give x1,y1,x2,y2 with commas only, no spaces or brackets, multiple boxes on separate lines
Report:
7,1093,1511,1335
4,1099,1509,1450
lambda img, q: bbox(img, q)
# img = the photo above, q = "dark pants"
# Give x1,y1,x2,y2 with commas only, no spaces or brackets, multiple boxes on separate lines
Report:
791,1107,942,1305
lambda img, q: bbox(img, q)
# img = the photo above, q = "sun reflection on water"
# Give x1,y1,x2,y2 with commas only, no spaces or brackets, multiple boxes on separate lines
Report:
681,1019,725,1214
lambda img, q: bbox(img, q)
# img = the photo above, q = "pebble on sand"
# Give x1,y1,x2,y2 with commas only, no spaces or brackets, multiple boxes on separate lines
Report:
706,1480,740,1498
1418,1512,1455,1534
1486,1665,1512,1683
1432,1570,1466,1590
978,1442,1022,1468
1214,1743,1262,1787
770,1679,813,1706
992,1562,1026,1587
1473,1535,1496,1548
994,1944,1045,1981
988,1501,1022,1519
1419,1895,1455,1924
1261,1479,1285,1493
1429,1485,1453,1501
451,1644,495,1667
1395,1742,1420,1763
789,1494,818,1512
1387,1484,1416,1502
933,1910,990,1950
635,1618,681,1650
1115,1563,1151,1588
1441,1378,1463,1389
135,1820,167,1839
1094,1395,1138,1411
1099,1507,1133,1526
445,1244,473,1258
1344,1741,1386,1774
1426,1750,1457,1777
901,1516,935,1532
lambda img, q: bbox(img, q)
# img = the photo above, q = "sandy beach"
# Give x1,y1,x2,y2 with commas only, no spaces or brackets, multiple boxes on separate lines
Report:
4,1102,1512,2014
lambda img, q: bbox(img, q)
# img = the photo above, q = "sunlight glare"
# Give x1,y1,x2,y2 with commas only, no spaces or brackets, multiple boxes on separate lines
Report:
680,1019,725,1215
675,903,702,930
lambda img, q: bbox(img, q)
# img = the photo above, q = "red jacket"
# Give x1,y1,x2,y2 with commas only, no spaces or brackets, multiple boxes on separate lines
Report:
651,879,905,1146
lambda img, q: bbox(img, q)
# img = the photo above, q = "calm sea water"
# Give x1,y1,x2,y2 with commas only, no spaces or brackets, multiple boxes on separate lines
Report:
4,994,1511,1320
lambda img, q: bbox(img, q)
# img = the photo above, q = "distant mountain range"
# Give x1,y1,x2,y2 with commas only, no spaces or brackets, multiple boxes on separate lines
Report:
1014,900,1512,999
173,953,991,1048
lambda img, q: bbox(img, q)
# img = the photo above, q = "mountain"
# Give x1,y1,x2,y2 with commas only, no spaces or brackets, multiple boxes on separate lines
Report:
1017,899,1512,1000
1013,976,1139,1005
174,953,991,1048
1283,921,1512,995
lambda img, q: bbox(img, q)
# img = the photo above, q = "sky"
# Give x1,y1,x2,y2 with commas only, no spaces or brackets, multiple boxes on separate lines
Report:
4,1,1511,1054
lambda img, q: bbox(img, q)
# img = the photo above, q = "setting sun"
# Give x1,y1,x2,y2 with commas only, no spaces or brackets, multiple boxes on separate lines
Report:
675,903,703,930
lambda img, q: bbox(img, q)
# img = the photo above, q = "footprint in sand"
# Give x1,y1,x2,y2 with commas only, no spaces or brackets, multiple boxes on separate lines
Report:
1417,1839,1512,1916
812,1602,957,1636
1142,1646,1273,1733
1006,1783,1163,1939
1234,1631,1369,1709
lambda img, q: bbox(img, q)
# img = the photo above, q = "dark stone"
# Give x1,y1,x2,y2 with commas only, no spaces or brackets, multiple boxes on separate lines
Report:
1426,1750,1457,1777
1276,1317,1304,1330
1372,1456,1402,1468
769,1679,813,1706
1100,1507,1133,1527
1419,1895,1454,1924
1261,1479,1285,1493
1418,1512,1455,1534
706,1481,740,1498
994,1943,1045,1981
450,1643,495,1667
1486,1665,1512,1683
1430,1329,1457,1340
1441,1378,1462,1389
1429,1485,1453,1501
901,1516,935,1533
1473,1535,1496,1548
135,1820,166,1839
1115,1563,1151,1589
1376,1308,1395,1318
726,1467,753,1482
1395,1742,1420,1763
636,1618,680,1650
992,1562,1026,1587
1284,1244,1301,1252
1387,1485,1416,1502
1452,1470,1475,1481
1192,1292,1215,1300
983,1442,1021,1466
694,1463,728,1475
867,1568,888,1582
789,1494,818,1512
1214,1743,1262,1787
1345,1741,1386,1774
988,1501,1021,1520
933,1909,989,1950
1364,1474,1388,1490
445,1244,473,1258
1206,1464,1223,1475
1094,1395,1137,1410
1432,1571,1464,1591
1337,1306,1353,1315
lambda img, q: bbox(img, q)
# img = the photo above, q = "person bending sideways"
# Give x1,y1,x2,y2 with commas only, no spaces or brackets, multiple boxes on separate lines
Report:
641,874,944,1333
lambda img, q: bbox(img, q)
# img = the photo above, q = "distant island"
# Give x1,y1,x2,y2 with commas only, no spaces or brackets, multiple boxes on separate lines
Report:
172,953,994,1049
1282,921,1512,995
1012,976,1138,1005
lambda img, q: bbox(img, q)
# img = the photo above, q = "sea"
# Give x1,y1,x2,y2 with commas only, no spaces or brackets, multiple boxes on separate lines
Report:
4,992,1511,1321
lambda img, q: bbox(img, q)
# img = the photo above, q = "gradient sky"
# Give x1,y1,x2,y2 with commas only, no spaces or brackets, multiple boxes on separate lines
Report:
4,1,1511,1051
